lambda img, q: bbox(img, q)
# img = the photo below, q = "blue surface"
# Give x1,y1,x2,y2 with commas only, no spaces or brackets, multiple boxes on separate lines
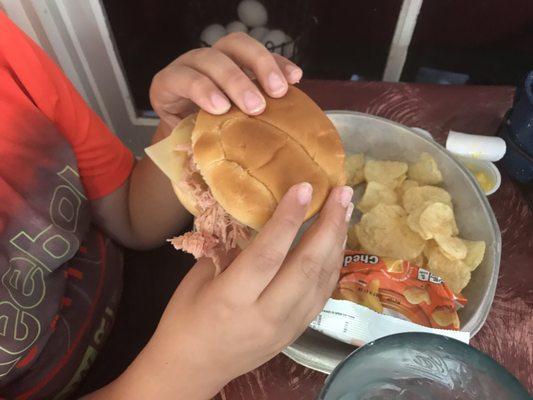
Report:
499,120,533,184
508,71,533,153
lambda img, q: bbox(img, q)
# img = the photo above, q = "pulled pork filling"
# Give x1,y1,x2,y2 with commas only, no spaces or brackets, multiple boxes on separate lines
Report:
168,143,251,266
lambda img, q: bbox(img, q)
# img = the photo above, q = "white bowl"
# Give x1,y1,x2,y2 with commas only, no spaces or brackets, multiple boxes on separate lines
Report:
455,156,502,196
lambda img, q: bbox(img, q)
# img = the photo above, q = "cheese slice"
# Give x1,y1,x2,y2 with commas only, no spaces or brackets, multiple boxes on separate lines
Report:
144,114,196,183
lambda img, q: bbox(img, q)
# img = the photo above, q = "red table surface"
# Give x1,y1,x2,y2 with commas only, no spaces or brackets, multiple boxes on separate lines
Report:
216,80,533,399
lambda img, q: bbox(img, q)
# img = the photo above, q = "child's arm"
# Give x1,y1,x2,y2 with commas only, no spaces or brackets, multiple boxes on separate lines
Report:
89,122,191,250
90,33,303,249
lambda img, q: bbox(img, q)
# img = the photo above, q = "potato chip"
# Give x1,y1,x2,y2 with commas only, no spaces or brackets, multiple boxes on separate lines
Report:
406,202,433,240
451,215,459,236
357,181,398,213
406,200,457,241
462,239,486,271
364,160,408,188
395,174,408,189
408,152,443,185
404,286,431,305
384,258,405,273
396,179,419,197
367,279,380,293
434,235,467,260
408,253,426,267
426,244,470,294
419,202,457,238
346,224,360,250
332,285,360,302
367,202,407,218
334,281,384,313
356,204,425,260
431,307,460,329
345,153,365,186
402,186,452,213
361,279,383,313
423,240,438,258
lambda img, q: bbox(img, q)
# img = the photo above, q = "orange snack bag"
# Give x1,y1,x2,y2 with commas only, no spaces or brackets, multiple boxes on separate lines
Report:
332,250,467,330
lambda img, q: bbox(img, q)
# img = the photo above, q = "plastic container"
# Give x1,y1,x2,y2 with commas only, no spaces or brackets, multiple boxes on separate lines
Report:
455,157,502,196
508,71,533,153
499,115,533,184
318,333,530,400
283,111,502,374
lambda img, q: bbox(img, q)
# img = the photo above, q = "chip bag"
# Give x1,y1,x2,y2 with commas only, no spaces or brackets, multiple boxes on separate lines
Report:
310,251,470,346
335,250,466,329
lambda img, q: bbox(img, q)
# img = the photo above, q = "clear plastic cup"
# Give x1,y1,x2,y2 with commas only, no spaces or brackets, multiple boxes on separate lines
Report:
318,333,530,400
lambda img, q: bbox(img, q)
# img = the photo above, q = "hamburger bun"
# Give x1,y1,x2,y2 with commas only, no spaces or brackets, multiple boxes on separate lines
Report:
173,85,346,231
169,114,203,217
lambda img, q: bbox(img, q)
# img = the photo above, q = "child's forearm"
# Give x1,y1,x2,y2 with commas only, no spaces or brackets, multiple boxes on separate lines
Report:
126,122,192,247
90,122,192,250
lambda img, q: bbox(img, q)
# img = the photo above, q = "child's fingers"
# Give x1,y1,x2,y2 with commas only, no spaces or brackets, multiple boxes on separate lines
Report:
156,98,199,129
151,64,231,116
272,54,303,84
214,32,289,99
157,109,181,130
150,33,304,122
180,47,266,115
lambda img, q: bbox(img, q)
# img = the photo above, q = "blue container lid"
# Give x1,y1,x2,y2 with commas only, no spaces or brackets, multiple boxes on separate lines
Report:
508,71,533,153
499,118,533,184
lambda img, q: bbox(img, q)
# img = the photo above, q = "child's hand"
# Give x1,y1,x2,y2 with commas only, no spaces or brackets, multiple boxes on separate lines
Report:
114,183,353,400
149,32,303,128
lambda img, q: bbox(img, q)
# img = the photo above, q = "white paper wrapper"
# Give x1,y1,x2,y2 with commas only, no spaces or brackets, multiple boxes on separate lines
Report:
310,299,470,347
446,131,506,162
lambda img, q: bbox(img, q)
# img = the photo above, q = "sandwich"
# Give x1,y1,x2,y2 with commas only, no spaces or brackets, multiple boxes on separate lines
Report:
168,85,346,267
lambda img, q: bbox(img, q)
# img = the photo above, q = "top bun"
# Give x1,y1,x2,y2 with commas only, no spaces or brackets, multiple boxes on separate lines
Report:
191,85,346,231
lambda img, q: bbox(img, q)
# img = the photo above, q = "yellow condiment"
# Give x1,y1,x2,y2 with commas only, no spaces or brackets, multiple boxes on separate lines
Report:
475,171,494,192
465,163,494,192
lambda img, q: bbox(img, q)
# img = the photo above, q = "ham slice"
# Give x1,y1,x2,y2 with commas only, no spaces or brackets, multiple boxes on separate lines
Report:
168,231,218,259
169,144,251,267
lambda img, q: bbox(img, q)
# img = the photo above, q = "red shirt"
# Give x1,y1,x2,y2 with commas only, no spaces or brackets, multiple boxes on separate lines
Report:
0,12,133,399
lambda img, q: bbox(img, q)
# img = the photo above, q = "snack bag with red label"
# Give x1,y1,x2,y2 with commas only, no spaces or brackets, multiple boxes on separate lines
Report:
333,251,466,330
309,251,471,346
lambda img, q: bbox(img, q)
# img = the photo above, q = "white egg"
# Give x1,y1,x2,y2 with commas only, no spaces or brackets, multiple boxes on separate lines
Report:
282,35,295,58
237,0,268,28
200,24,227,46
249,26,269,41
226,21,248,34
262,29,286,54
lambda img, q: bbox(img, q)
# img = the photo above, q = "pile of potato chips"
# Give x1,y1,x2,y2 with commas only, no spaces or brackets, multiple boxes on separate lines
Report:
345,152,486,295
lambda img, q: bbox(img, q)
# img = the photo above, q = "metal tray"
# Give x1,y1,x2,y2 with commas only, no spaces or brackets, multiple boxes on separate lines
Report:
282,111,502,374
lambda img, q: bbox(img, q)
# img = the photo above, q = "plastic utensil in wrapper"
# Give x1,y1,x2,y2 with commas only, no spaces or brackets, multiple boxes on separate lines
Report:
310,251,470,347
